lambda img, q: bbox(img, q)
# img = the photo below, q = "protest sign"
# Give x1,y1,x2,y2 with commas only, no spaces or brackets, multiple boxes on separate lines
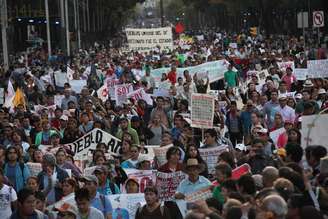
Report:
307,59,328,78
26,162,42,177
109,193,146,219
69,80,87,93
105,77,120,97
156,171,186,201
231,164,251,180
199,145,229,174
153,88,170,97
185,187,213,202
83,166,97,175
54,71,67,87
153,144,173,166
277,61,295,72
229,43,238,49
67,66,74,81
127,88,153,105
294,68,308,80
301,114,328,149
97,84,109,102
125,27,173,53
269,127,286,147
47,193,75,212
54,95,64,107
123,169,156,192
191,94,215,128
114,83,133,106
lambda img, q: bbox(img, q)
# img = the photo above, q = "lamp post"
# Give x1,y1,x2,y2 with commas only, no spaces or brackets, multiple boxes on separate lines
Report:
1,0,9,71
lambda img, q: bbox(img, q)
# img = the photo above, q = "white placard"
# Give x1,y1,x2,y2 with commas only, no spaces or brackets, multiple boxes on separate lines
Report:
191,94,215,128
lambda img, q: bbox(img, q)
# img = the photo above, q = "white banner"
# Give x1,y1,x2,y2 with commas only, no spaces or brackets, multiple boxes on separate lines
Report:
109,193,146,219
69,80,87,94
199,145,229,174
294,68,308,80
114,84,134,106
277,61,295,72
105,77,120,97
126,27,173,52
301,114,328,149
54,71,67,87
308,59,328,78
127,88,153,105
191,94,215,128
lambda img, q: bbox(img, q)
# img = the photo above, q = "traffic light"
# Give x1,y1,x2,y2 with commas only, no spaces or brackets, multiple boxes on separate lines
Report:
250,27,257,36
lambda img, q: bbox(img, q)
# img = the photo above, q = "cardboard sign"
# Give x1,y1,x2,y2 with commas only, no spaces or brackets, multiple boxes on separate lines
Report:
156,171,186,201
198,145,229,174
191,94,215,128
114,83,133,106
125,27,173,52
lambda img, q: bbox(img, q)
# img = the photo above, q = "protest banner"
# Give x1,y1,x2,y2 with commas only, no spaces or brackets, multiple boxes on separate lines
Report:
153,144,173,166
47,193,75,212
69,80,87,94
156,171,186,201
294,68,308,80
114,83,133,106
26,162,42,177
269,127,286,147
199,145,229,174
123,169,156,192
185,187,213,202
301,114,328,149
54,71,67,87
125,27,173,53
277,61,295,71
127,88,153,105
307,59,328,78
105,77,120,97
109,193,146,219
38,129,122,159
191,94,215,128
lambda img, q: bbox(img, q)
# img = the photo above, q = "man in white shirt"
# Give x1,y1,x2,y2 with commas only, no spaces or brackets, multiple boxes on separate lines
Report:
275,95,296,123
0,168,17,219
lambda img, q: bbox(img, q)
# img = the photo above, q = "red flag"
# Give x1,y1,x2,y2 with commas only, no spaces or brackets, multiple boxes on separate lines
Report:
175,22,185,34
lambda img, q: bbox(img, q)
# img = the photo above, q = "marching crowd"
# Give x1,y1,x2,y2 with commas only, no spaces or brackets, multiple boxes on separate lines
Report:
0,30,328,219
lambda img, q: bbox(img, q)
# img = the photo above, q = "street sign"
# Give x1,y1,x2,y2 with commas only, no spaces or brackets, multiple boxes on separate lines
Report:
313,11,324,28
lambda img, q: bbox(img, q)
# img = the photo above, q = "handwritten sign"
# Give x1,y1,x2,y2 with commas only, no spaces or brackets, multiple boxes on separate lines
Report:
199,145,229,174
127,88,153,105
191,94,215,128
156,171,186,201
114,84,133,106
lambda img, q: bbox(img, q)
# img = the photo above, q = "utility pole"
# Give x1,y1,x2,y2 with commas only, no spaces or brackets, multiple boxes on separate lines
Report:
65,0,70,56
45,0,52,58
1,0,9,71
60,0,66,53
160,0,164,27
73,0,81,49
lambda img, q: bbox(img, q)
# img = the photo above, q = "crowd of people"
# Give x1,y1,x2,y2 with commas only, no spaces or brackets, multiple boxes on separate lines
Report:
0,30,328,219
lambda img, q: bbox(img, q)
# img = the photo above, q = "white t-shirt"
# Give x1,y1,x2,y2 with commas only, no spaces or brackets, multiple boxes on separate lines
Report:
0,184,17,219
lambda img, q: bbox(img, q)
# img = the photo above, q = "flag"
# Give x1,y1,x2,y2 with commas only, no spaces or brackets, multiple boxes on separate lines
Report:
97,84,108,102
12,88,26,108
67,66,74,81
3,80,15,108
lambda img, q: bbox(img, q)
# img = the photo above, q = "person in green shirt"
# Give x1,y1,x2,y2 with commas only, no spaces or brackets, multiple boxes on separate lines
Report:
116,117,140,146
212,163,232,203
224,64,239,88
